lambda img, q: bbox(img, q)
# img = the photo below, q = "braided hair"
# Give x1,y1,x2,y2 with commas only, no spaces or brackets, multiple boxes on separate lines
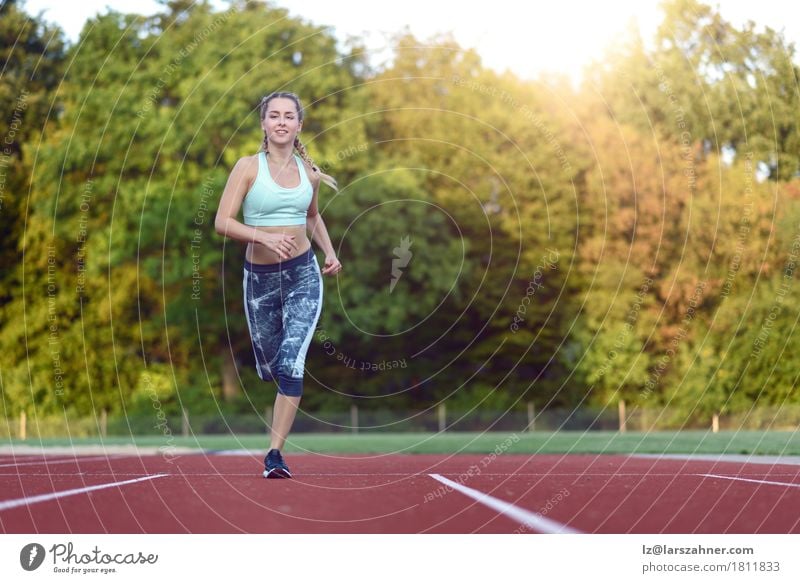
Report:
258,92,338,192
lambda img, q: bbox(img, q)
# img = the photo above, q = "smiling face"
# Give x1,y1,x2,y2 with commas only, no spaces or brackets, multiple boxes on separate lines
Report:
261,96,302,147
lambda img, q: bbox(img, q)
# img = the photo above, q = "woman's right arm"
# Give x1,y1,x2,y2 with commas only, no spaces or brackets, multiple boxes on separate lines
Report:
214,157,296,259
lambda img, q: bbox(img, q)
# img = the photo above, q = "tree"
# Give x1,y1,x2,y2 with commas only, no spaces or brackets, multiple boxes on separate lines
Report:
587,0,800,180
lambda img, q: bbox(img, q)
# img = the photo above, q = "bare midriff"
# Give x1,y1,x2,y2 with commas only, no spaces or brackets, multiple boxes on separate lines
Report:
246,224,311,265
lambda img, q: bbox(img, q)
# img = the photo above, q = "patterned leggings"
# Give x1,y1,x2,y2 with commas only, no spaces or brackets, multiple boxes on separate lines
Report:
242,247,323,396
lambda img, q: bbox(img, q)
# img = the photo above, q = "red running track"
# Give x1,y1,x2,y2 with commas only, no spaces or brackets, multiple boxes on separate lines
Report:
1,452,799,533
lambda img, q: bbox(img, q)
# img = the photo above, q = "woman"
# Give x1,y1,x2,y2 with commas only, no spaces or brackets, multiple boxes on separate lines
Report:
215,91,341,479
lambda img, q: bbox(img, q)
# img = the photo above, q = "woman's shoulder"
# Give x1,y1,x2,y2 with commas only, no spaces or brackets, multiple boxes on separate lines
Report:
298,156,321,185
241,152,262,168
233,153,261,177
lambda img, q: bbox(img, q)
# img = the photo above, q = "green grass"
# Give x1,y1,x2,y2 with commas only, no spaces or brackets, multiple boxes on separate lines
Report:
4,430,800,455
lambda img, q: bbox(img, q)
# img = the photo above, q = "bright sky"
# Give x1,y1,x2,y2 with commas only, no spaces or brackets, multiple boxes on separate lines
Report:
22,0,800,84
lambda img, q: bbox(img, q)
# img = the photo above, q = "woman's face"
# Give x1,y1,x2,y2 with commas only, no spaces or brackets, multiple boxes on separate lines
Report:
262,97,302,146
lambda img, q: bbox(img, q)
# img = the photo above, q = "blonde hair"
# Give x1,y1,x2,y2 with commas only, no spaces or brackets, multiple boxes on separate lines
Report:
259,92,338,192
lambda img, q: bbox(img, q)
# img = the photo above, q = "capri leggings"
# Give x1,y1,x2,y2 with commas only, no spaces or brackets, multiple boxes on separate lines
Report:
242,246,323,397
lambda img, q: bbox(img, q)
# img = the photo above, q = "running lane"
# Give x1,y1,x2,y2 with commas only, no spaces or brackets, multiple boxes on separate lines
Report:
2,453,797,533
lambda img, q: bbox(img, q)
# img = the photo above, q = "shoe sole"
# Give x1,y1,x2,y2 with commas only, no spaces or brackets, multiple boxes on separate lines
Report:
263,467,292,479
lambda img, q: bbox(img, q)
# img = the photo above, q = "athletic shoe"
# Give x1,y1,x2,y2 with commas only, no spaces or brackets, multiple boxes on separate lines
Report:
263,449,292,479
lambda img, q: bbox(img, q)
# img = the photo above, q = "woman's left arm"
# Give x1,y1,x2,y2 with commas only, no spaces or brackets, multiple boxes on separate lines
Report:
307,176,342,275
307,213,334,256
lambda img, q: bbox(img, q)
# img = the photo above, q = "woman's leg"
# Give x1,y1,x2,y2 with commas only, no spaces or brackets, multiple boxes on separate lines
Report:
246,251,321,478
270,394,301,451
243,268,283,382
272,254,323,439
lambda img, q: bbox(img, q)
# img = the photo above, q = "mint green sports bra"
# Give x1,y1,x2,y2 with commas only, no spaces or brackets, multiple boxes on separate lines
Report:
242,151,313,226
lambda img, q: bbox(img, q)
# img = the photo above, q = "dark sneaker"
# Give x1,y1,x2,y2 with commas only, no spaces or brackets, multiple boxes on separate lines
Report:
263,449,292,479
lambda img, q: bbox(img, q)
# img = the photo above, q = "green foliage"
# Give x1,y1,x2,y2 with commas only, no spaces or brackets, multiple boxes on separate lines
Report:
2,0,799,425
587,0,800,180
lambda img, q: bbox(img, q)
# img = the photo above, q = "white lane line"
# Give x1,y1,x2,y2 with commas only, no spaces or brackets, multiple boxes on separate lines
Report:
428,473,581,534
0,455,63,462
2,472,732,477
696,474,800,489
633,454,800,467
0,474,170,512
0,455,125,468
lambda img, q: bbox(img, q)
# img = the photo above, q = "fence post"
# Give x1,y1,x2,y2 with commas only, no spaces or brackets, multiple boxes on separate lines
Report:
181,407,190,437
438,403,446,432
526,402,535,432
350,404,358,434
100,409,107,438
19,411,26,441
618,400,627,433
712,413,719,434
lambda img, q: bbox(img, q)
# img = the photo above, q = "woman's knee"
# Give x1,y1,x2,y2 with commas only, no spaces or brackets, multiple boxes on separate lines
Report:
277,374,303,397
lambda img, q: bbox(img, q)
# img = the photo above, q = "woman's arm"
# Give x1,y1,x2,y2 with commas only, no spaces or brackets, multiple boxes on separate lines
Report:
306,173,341,275
306,213,335,257
214,157,263,244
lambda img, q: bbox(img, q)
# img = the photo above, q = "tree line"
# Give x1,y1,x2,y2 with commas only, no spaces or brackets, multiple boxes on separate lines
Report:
1,0,798,426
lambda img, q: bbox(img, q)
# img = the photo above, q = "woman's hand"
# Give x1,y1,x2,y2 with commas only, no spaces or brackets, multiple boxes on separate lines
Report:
257,232,297,260
322,254,342,275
